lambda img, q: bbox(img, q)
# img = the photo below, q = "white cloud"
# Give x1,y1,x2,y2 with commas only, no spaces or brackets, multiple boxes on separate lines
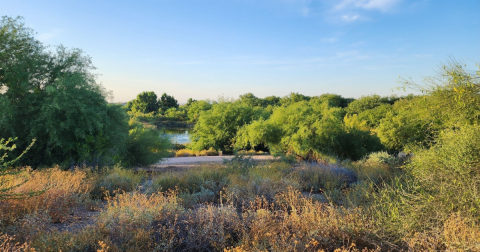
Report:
335,0,402,12
341,14,360,22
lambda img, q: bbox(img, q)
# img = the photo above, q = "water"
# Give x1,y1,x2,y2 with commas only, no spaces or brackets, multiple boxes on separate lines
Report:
161,128,191,144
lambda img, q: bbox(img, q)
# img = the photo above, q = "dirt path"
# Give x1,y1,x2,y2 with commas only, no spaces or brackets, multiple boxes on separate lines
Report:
146,155,277,171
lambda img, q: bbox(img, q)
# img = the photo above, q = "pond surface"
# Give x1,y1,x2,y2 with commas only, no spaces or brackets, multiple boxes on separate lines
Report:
160,128,191,144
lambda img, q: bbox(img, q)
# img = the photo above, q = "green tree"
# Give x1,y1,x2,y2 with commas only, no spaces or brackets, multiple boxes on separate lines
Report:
377,60,480,151
190,102,269,153
0,16,129,167
279,92,310,106
315,94,354,108
128,91,160,113
236,99,383,161
238,92,264,107
159,93,179,110
186,100,212,123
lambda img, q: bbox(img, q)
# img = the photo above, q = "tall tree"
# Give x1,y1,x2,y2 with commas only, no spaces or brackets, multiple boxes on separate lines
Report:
128,91,160,113
159,93,179,110
0,16,128,167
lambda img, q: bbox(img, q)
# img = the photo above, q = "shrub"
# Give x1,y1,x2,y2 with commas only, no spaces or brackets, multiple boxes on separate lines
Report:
90,166,145,199
96,190,182,251
0,167,91,224
123,120,171,167
293,163,357,192
364,151,397,166
175,149,195,157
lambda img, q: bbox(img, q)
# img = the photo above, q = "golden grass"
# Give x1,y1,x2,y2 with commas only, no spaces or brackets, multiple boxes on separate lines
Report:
0,167,91,224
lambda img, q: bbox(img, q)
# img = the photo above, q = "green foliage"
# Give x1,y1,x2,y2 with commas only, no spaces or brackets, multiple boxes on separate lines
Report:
278,92,310,106
127,91,160,113
357,103,393,128
163,107,187,120
364,151,397,166
262,95,281,107
159,92,179,110
376,97,431,150
122,120,171,167
378,61,480,151
0,138,35,170
186,100,212,123
315,93,354,108
190,102,269,153
0,16,128,167
346,94,390,115
237,99,383,161
238,92,264,107
91,166,145,199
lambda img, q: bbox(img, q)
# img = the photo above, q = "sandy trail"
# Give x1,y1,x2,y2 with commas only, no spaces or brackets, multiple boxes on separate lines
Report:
146,155,276,171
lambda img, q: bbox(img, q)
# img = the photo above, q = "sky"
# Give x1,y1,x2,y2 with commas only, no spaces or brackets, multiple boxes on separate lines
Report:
2,0,479,103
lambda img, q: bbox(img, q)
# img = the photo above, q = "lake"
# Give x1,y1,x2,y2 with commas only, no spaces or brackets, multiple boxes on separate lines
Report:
161,128,191,144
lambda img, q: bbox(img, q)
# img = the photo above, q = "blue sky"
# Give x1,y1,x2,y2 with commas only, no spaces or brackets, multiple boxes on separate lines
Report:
2,0,479,103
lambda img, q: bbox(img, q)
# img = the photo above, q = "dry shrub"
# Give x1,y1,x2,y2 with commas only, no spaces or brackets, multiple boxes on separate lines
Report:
236,187,377,251
0,233,33,252
442,214,480,251
155,205,243,251
97,190,182,250
16,212,51,242
175,149,195,157
407,213,480,251
294,163,357,192
90,166,145,199
0,167,91,224
28,226,110,252
205,147,218,156
226,176,300,206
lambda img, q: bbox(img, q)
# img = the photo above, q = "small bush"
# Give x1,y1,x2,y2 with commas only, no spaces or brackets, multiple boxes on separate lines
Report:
123,121,172,167
365,151,397,166
175,149,195,157
90,166,145,199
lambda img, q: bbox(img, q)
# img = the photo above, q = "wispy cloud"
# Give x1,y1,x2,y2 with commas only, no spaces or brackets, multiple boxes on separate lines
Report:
341,14,360,22
335,0,402,12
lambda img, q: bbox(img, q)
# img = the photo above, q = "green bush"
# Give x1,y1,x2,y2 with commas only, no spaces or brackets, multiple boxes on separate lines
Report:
91,166,145,199
364,151,397,166
122,120,171,167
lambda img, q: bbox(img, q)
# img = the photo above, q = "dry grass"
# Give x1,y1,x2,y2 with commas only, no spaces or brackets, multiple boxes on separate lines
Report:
175,148,220,157
0,167,91,225
1,155,478,251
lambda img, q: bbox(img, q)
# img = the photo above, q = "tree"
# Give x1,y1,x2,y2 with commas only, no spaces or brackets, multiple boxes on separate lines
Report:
190,102,270,153
159,93,179,110
128,91,160,113
238,92,263,107
377,60,480,151
279,92,310,106
236,99,383,161
186,100,212,123
315,94,354,108
0,16,129,167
